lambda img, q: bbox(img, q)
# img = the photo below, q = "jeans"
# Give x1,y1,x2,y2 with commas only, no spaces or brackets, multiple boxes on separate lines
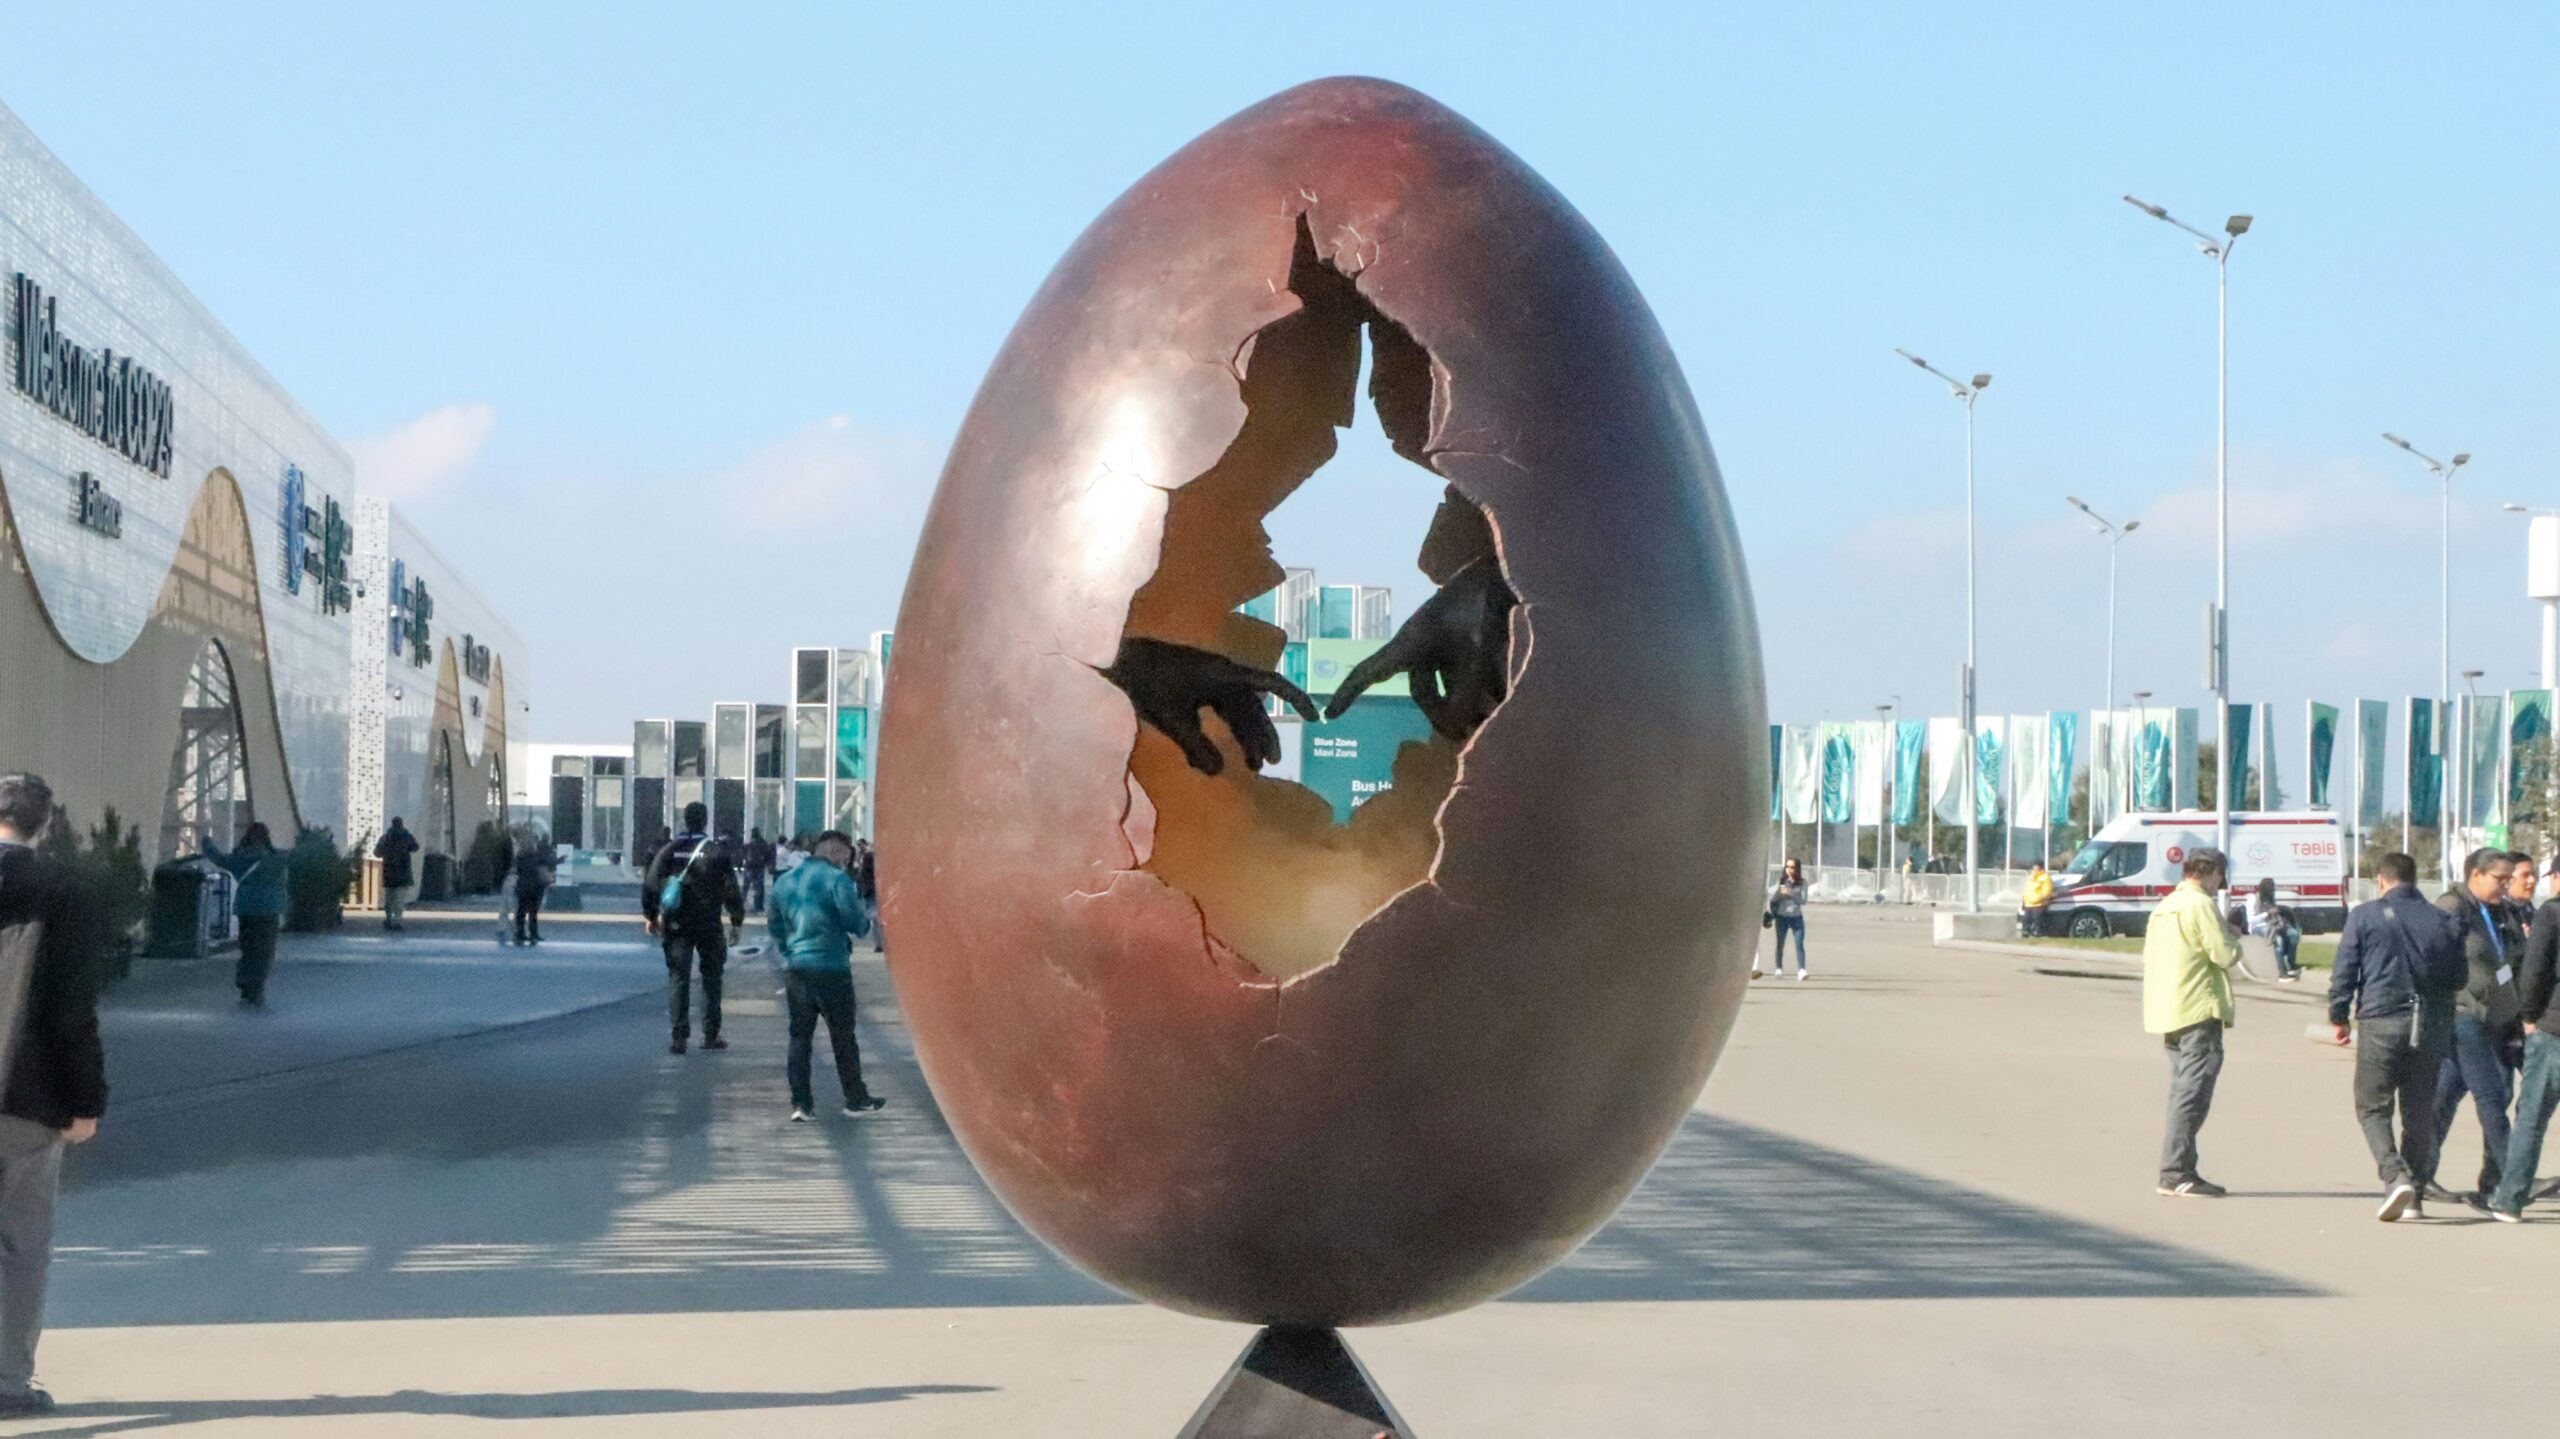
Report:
1768,915,1806,972
745,869,767,913
785,968,871,1111
0,1115,63,1392
234,914,279,1001
2492,1028,2560,1211
383,883,412,929
2160,1020,2224,1185
2355,1010,2447,1187
664,930,726,1042
2429,1013,2519,1193
2271,926,2300,978
512,885,547,944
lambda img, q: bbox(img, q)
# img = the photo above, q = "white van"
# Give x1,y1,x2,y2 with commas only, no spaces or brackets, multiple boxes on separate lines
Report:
2046,810,2347,939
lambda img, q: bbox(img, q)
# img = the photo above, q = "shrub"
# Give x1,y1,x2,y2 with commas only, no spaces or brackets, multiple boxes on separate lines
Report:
287,826,365,932
461,819,512,894
36,807,149,983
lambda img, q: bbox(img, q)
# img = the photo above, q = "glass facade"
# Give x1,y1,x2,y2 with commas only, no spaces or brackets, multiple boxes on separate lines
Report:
753,704,786,779
672,722,706,779
795,706,827,776
836,706,869,781
713,703,749,779
796,647,830,704
713,777,746,839
634,719,669,775
794,779,827,839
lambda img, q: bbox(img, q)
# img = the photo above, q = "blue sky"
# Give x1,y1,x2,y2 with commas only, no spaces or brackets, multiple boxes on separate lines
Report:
4,3,2552,759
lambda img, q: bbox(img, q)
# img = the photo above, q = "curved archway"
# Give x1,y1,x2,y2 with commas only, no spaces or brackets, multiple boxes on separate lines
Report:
157,637,249,860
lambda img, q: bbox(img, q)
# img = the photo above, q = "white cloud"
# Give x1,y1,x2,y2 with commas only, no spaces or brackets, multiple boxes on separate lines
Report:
349,402,497,502
722,413,940,531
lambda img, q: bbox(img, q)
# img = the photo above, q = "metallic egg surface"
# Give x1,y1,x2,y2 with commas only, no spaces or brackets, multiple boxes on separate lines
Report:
877,76,1765,1327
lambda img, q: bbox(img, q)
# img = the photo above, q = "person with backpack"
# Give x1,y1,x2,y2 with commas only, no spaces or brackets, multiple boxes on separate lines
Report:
207,823,287,1005
767,829,886,1121
511,831,556,946
642,802,743,1055
373,818,420,931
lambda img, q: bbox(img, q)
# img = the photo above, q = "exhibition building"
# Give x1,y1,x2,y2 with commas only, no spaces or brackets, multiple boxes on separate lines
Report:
0,102,527,868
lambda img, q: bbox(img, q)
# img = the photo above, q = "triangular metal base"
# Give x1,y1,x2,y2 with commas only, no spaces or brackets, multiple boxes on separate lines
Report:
1176,1326,1415,1438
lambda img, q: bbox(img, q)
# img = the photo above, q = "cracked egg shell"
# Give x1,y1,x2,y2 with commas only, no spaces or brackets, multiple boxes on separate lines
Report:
876,76,1765,1327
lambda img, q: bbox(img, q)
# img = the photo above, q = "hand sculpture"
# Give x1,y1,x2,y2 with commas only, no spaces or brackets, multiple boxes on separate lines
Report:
1105,637,1319,777
1323,555,1516,742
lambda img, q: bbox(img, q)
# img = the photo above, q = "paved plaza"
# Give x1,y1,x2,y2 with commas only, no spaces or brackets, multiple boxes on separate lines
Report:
6,902,2555,1435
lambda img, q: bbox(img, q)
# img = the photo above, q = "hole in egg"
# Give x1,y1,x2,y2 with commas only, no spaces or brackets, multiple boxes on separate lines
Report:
1099,214,1514,981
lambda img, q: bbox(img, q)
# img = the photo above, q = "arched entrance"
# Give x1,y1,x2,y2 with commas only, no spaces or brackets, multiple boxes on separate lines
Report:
159,638,249,861
429,729,458,858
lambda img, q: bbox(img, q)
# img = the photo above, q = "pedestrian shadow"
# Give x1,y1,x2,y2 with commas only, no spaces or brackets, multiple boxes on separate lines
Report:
1516,1114,2323,1302
26,1383,994,1436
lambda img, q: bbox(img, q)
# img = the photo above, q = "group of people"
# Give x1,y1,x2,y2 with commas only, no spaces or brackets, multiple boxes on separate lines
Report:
640,803,886,1121
2144,843,2560,1222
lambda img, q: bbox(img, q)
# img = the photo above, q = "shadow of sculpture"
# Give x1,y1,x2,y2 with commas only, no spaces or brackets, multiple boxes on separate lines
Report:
29,1384,995,1437
1517,1113,2323,1303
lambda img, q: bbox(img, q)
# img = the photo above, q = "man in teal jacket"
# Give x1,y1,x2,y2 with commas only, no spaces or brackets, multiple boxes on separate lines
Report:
209,824,288,1006
766,830,884,1121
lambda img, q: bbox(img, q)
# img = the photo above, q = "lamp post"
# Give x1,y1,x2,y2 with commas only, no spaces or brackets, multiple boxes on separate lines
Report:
1896,349,1991,912
2501,502,2560,689
2461,668,2487,862
2386,434,2471,880
2125,196,2248,862
1878,698,1899,899
2066,497,2142,722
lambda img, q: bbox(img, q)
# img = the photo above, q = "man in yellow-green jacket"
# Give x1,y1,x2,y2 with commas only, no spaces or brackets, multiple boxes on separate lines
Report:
2144,847,2240,1198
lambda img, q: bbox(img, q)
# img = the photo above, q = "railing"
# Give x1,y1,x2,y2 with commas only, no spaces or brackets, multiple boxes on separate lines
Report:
1764,864,2383,914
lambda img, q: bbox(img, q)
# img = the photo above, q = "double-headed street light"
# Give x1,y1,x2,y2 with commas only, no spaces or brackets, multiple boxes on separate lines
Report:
1895,349,1990,912
2384,433,2470,876
2125,195,2249,860
2065,497,2142,723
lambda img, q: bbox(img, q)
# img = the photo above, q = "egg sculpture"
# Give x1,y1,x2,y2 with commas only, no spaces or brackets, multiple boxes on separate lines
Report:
877,75,1766,1328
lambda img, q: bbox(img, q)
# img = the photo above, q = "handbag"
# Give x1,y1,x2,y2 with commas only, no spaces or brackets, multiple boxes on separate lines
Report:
1761,908,1776,930
657,837,714,921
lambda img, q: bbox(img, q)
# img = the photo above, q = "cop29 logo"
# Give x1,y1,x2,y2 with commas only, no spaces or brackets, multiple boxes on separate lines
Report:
278,465,353,614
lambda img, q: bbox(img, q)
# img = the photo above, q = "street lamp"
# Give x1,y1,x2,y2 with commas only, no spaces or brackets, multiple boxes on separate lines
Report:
2385,433,2471,878
1896,349,1991,911
1878,697,1900,897
2501,502,2560,688
2125,195,2248,861
2066,497,2142,719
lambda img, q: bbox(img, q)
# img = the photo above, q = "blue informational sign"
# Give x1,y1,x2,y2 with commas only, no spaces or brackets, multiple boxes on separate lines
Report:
1300,694,1435,823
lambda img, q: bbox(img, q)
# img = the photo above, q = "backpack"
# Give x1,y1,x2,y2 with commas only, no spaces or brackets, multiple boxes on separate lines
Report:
657,838,714,920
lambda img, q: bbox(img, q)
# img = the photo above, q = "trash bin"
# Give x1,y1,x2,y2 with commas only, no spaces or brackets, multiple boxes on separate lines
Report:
147,856,237,959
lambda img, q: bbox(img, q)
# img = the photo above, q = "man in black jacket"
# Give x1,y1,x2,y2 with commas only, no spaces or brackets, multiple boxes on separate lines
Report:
642,803,743,1055
2428,847,2528,1206
2329,851,2468,1222
2489,861,2560,1220
0,775,105,1417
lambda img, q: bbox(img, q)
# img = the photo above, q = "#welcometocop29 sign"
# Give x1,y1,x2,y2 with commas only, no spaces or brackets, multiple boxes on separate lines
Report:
13,274,174,479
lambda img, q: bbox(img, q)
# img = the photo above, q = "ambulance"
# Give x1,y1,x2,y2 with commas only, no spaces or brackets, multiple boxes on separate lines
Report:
2046,810,2348,939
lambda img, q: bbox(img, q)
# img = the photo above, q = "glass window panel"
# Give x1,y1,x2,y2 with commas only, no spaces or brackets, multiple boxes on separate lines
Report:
795,707,827,777
713,778,747,840
630,777,668,865
754,704,787,780
549,775,587,851
794,780,827,840
672,723,706,778
674,778,705,824
554,755,590,778
633,720,669,775
835,706,869,781
592,756,626,776
714,705,749,778
832,781,866,838
593,776,624,809
754,780,785,838
835,650,871,708
797,648,831,704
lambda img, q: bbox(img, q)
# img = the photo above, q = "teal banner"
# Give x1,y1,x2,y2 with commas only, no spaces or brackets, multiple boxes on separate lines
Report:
2510,690,2553,823
2309,702,2338,809
2357,699,2388,827
1974,723,2005,827
1769,723,1782,822
1894,720,1926,826
2408,698,2439,828
2049,711,2079,826
2136,715,2173,810
2225,704,2253,809
1819,724,1855,825
2467,694,2506,828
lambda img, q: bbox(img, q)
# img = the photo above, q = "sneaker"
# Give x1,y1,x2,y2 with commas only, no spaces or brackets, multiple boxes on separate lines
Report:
789,1109,812,1123
2158,1177,2226,1198
1795,970,1809,982
2535,1178,2560,1202
2422,1181,2462,1204
2489,1202,2524,1224
843,1096,887,1117
702,1037,729,1052
669,1040,687,1055
1749,968,1765,980
0,1386,56,1417
2461,1191,2494,1217
2378,1181,2418,1222
2278,973,2300,984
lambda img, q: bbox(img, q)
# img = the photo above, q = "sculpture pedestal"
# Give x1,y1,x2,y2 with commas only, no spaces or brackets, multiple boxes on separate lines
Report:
1177,1326,1414,1438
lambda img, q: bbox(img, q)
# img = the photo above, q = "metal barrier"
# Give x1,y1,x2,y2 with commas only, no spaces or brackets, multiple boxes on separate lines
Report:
1764,865,2025,908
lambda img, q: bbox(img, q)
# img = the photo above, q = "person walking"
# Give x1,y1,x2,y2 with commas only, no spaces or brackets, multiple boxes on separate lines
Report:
2329,851,2468,1221
373,818,420,931
741,829,776,914
1758,858,1810,980
2243,876,2302,982
2143,848,2240,1198
2426,847,2527,1208
853,838,882,954
2488,861,2560,1221
510,833,554,946
0,775,106,1417
642,802,742,1055
208,823,287,1005
767,829,886,1121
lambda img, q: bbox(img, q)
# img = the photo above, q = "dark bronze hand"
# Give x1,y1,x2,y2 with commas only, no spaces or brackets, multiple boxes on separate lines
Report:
1104,637,1319,776
1323,556,1516,741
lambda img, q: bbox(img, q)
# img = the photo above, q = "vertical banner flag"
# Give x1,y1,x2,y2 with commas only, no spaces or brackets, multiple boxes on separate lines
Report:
2260,701,2283,810
2010,714,2050,830
2049,710,2080,831
2224,704,2254,809
2308,702,2339,810
1819,722,1856,825
1853,721,1887,827
1769,723,1783,822
1974,716,2007,827
2407,698,2439,828
1784,724,1820,825
2509,689,2553,825
2356,699,2388,827
2467,693,2506,828
2174,708,2202,810
2136,710,2174,811
1893,720,1927,826
1929,717,1967,825
2088,712,2116,827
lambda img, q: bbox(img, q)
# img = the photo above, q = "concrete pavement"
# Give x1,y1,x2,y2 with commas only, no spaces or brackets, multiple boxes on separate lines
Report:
8,903,2557,1435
